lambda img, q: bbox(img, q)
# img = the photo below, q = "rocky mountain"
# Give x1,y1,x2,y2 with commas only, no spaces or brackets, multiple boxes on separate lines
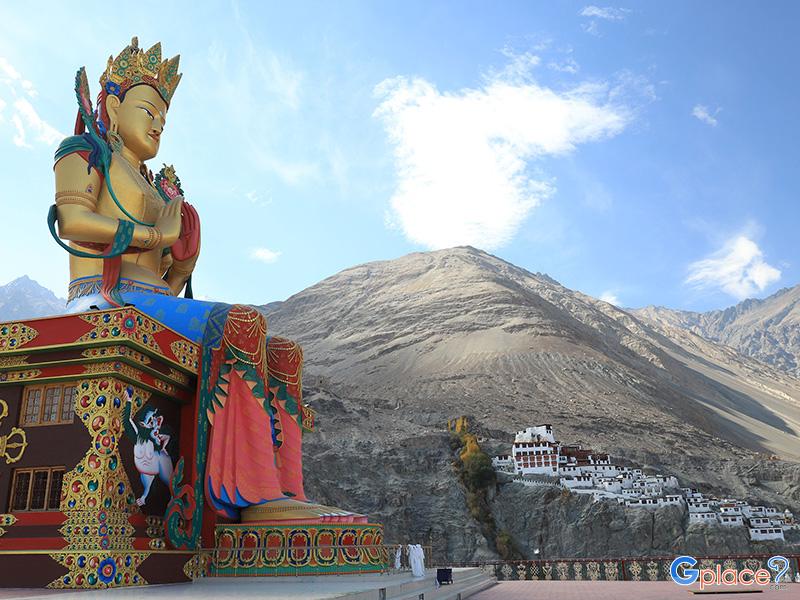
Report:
262,246,800,560
634,285,800,378
0,276,65,321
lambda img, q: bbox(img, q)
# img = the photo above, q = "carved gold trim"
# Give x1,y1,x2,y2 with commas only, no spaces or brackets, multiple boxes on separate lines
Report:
50,378,150,588
0,368,42,383
301,404,315,432
84,361,142,381
0,323,38,353
0,308,199,375
0,514,17,537
77,313,165,355
0,399,28,464
0,355,29,368
82,346,151,366
167,368,189,386
169,340,199,373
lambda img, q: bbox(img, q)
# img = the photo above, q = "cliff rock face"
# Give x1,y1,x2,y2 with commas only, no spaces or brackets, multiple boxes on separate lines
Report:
492,483,798,559
263,247,800,560
635,285,800,378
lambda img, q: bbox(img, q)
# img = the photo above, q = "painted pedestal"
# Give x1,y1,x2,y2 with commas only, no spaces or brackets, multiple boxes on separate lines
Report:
212,523,387,576
0,308,386,588
0,309,200,588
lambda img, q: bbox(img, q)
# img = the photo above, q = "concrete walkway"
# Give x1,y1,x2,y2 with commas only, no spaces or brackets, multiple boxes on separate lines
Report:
0,568,493,600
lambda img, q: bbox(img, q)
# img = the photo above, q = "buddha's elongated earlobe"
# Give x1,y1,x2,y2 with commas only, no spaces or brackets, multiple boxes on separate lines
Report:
108,119,123,153
105,92,123,153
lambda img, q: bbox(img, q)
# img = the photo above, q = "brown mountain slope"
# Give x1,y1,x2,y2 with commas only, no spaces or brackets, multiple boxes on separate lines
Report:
263,247,800,559
634,285,800,378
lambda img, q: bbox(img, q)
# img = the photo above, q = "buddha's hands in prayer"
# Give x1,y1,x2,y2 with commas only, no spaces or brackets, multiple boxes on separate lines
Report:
171,201,200,261
156,196,184,246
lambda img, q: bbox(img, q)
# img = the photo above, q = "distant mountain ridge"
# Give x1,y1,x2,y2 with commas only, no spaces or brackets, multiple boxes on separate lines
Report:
634,284,800,378
0,276,65,320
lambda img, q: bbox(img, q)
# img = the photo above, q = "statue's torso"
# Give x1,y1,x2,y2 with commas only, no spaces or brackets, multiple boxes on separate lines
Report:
68,155,167,287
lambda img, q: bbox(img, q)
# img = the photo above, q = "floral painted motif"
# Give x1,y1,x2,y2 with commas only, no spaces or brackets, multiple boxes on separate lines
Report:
97,557,117,584
105,81,121,96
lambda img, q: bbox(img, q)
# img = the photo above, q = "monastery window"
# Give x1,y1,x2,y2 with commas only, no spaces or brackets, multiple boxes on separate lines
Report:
21,384,76,426
10,467,64,512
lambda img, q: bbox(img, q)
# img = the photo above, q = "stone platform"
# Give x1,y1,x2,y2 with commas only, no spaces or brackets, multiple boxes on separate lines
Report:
0,568,496,599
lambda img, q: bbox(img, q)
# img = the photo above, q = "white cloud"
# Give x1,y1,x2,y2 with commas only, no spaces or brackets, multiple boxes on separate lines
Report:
11,114,26,147
581,21,601,36
692,104,720,127
252,151,318,186
493,50,541,81
686,236,781,300
600,291,620,305
206,31,315,186
12,99,62,145
0,57,22,81
0,57,63,147
373,57,635,250
580,6,630,36
580,6,631,20
21,80,36,97
244,189,271,207
548,58,580,74
250,247,282,264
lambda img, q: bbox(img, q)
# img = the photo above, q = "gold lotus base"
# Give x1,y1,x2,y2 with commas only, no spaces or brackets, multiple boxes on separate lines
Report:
240,499,365,523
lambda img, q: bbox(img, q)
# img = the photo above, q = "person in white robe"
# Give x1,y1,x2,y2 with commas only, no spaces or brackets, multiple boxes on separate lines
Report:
409,544,425,577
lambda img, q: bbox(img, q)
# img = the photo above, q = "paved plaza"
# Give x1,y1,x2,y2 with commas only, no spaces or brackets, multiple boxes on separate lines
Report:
473,580,795,599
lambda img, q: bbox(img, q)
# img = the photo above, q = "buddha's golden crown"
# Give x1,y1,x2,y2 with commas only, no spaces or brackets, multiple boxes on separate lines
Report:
99,37,181,105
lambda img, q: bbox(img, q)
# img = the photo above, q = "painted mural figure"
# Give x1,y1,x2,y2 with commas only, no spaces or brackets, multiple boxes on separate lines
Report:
123,392,173,506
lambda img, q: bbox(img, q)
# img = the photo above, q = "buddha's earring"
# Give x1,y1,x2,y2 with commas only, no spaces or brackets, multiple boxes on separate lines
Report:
108,120,123,153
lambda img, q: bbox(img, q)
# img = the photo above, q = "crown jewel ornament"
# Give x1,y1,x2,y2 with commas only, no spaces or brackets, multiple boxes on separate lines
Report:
99,36,182,105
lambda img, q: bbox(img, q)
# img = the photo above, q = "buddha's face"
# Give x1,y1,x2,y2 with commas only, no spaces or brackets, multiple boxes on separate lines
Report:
107,84,168,161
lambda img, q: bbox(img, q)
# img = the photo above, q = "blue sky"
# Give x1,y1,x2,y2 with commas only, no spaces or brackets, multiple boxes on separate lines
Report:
0,1,796,311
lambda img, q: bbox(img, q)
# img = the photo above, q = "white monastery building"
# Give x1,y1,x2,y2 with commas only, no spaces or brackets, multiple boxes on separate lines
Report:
495,425,796,543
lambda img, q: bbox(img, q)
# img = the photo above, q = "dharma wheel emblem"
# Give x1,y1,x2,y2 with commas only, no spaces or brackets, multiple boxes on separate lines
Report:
0,399,28,464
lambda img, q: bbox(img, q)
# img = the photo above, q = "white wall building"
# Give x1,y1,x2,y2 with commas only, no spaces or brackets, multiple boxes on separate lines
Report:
514,425,555,444
718,514,744,527
689,512,718,524
749,527,785,541
687,499,712,513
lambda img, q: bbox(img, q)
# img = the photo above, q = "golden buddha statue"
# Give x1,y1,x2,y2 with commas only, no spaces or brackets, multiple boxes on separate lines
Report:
51,38,365,550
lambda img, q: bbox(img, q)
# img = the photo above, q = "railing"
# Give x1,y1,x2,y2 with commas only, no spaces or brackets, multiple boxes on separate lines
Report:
437,554,800,581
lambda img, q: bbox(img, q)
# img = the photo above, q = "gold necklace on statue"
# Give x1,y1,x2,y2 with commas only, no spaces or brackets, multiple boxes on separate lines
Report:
111,153,165,214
